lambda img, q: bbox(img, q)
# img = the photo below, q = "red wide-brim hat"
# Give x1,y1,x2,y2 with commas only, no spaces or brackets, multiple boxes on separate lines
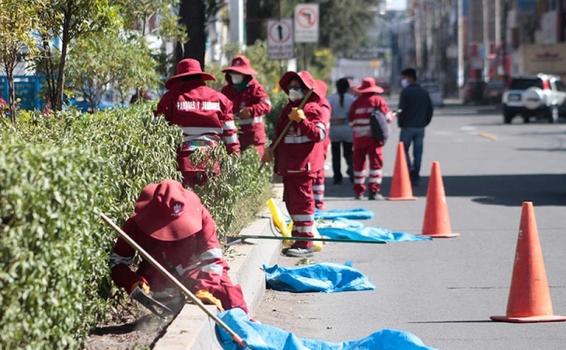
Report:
133,180,203,241
354,77,384,94
315,79,328,97
279,71,320,97
222,55,257,76
166,58,216,89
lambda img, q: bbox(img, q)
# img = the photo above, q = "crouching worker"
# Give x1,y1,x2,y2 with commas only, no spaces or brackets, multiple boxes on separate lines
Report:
262,71,326,258
109,180,248,315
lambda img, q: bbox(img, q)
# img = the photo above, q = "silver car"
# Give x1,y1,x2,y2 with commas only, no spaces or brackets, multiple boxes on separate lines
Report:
502,74,566,124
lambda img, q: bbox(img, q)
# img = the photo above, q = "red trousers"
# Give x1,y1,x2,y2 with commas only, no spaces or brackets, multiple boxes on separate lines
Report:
283,174,316,249
353,139,384,195
313,169,325,209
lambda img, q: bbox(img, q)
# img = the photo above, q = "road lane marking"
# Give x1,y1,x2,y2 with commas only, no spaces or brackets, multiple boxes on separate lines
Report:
478,132,497,141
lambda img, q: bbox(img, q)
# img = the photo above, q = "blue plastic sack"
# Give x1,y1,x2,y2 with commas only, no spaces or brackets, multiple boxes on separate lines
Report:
216,308,437,350
317,218,431,242
319,226,431,242
264,263,375,293
315,208,374,220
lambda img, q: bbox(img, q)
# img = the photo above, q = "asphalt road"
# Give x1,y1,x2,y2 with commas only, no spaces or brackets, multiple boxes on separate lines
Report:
255,104,566,349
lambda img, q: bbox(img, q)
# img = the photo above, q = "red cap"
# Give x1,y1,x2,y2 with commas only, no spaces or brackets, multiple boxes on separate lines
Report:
222,55,257,76
166,59,215,89
133,180,203,241
354,77,384,94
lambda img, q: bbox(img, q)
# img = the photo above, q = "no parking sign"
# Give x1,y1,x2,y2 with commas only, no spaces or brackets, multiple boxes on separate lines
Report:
294,3,319,43
267,19,295,59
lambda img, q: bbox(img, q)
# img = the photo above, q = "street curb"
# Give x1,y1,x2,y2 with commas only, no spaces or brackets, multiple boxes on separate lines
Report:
153,184,284,350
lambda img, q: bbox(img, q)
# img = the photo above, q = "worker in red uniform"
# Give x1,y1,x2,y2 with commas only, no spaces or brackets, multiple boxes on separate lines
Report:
263,71,326,258
110,180,248,314
313,80,331,210
349,77,393,200
221,55,272,157
155,58,240,188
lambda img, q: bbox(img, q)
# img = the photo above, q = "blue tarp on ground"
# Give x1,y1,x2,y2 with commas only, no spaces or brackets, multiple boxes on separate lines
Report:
264,263,375,293
216,308,437,350
314,208,374,221
317,219,432,242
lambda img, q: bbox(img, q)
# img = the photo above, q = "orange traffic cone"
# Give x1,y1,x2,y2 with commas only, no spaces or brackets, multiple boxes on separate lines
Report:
387,142,416,201
491,202,566,323
421,161,459,238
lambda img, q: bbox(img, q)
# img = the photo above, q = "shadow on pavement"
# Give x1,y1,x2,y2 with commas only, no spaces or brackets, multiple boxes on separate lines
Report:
324,174,566,207
408,320,493,324
516,147,566,152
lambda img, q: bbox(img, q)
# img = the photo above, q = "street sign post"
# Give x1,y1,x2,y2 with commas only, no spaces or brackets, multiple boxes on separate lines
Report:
267,19,295,60
294,3,319,43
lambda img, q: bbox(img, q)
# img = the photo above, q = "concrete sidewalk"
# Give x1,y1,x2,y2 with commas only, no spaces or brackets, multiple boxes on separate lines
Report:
153,184,284,350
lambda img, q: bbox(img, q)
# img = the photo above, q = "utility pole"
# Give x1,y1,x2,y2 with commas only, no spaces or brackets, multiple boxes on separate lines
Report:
457,0,464,88
229,0,245,48
482,0,490,82
495,0,503,76
495,0,501,48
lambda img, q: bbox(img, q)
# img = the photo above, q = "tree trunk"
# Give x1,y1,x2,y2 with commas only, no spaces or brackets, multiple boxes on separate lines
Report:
55,2,73,111
177,0,206,68
6,63,16,124
246,0,261,45
41,36,57,105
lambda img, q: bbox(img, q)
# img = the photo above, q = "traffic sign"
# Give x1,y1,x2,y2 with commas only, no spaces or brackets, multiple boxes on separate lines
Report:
294,3,319,43
267,19,295,60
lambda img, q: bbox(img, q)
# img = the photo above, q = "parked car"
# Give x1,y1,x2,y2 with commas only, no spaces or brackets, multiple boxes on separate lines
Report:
421,82,444,107
483,79,506,105
502,74,566,124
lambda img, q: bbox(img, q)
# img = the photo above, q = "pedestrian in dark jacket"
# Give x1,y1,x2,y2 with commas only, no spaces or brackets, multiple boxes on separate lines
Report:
398,68,433,186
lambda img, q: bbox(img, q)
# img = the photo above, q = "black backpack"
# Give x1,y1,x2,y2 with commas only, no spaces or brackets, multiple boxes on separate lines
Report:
370,109,389,143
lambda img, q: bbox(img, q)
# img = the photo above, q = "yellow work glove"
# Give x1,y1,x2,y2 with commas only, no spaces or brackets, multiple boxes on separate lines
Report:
130,280,150,294
288,108,306,123
195,289,224,311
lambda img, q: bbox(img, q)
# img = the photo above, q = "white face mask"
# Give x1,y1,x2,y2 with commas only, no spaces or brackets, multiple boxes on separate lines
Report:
401,78,409,88
230,73,244,84
288,88,304,102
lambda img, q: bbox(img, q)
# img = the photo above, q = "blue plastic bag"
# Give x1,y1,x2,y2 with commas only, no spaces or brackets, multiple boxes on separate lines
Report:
264,263,375,293
314,208,374,220
216,308,437,350
319,226,431,242
317,218,431,242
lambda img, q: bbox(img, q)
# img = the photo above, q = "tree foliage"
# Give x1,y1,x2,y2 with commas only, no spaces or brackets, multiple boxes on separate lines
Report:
66,31,159,110
0,0,43,123
111,0,186,41
35,0,119,110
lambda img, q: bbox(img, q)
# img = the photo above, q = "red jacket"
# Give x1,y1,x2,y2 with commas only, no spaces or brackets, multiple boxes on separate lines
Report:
319,96,332,149
221,78,272,148
348,93,390,145
155,80,240,171
111,207,230,295
274,97,326,176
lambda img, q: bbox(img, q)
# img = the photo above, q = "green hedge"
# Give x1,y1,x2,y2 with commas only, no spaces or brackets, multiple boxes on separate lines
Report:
0,105,271,348
190,145,271,241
